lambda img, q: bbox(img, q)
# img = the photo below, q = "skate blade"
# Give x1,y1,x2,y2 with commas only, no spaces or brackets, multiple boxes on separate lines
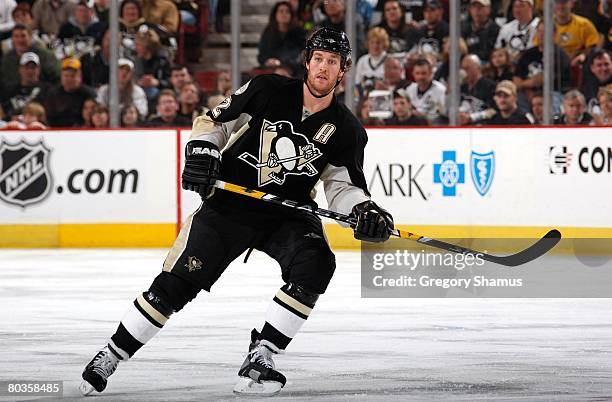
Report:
233,377,283,396
79,380,96,396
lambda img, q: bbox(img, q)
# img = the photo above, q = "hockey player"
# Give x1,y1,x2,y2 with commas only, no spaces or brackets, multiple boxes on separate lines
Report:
79,27,394,396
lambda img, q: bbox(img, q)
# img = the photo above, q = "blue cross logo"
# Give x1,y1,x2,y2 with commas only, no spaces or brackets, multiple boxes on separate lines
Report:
433,151,465,196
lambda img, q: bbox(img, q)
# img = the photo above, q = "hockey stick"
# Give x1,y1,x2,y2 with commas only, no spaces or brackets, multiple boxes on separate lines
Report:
213,181,561,267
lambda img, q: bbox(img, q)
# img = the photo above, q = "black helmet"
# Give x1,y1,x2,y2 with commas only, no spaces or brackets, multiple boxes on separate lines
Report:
305,27,352,69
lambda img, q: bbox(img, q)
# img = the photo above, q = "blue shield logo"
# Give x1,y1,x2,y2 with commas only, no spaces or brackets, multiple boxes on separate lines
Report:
470,151,495,196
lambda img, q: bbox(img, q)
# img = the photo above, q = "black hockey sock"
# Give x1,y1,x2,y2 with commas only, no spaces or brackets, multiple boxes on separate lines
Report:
260,283,318,350
108,292,172,360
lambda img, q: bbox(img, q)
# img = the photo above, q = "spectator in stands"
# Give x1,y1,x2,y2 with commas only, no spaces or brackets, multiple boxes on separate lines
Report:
459,54,497,125
177,82,204,120
141,0,178,35
385,88,429,126
554,0,600,67
405,58,447,124
357,97,384,126
529,91,544,124
31,0,74,37
121,104,142,127
484,47,514,82
1,24,60,85
355,27,389,90
91,104,110,128
0,0,16,40
2,4,47,57
412,0,449,56
97,58,148,118
434,36,468,84
592,84,612,124
169,64,192,95
2,4,38,55
211,70,232,97
592,0,611,51
582,49,612,105
4,101,48,130
119,0,173,48
377,0,418,53
81,28,110,87
1,52,50,119
373,56,410,91
462,0,500,62
146,89,191,126
45,57,97,127
81,98,97,127
258,1,307,74
513,20,571,109
58,0,97,40
93,0,109,23
317,0,365,55
553,89,593,125
484,80,533,124
495,0,539,60
134,28,170,100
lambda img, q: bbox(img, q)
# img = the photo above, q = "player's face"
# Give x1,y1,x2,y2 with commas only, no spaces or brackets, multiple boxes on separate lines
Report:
306,50,343,96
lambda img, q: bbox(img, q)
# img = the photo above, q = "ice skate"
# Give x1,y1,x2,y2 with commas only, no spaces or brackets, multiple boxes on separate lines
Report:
233,329,286,395
79,346,120,395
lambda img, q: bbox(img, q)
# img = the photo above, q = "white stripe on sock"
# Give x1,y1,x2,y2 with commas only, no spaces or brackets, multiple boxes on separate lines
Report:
266,299,306,338
121,303,162,345
108,339,130,360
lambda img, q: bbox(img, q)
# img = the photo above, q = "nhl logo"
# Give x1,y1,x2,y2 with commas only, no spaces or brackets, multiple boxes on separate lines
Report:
0,139,52,207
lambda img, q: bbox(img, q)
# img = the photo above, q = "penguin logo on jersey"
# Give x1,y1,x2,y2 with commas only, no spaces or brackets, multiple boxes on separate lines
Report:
239,120,322,186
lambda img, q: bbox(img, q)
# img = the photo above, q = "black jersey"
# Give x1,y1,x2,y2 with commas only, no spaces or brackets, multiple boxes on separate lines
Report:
190,74,371,215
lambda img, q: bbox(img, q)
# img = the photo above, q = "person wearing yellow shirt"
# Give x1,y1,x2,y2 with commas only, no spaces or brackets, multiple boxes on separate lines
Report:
554,0,600,66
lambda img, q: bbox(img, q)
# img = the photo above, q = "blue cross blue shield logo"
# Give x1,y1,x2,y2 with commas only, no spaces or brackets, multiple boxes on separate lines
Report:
470,151,495,196
433,151,465,196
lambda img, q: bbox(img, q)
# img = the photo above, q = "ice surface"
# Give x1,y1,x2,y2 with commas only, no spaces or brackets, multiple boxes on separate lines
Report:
1,249,611,401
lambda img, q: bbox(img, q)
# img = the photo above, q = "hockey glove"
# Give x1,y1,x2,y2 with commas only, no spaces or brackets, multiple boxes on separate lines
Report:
182,140,221,197
351,201,394,243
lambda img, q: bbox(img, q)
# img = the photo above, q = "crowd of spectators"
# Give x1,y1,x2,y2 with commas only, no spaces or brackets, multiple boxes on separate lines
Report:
0,0,611,129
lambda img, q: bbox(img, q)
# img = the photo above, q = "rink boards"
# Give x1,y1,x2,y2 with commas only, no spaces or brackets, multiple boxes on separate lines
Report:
0,127,610,248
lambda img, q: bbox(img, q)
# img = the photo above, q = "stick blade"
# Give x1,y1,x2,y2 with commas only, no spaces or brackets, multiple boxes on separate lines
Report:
485,229,562,267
